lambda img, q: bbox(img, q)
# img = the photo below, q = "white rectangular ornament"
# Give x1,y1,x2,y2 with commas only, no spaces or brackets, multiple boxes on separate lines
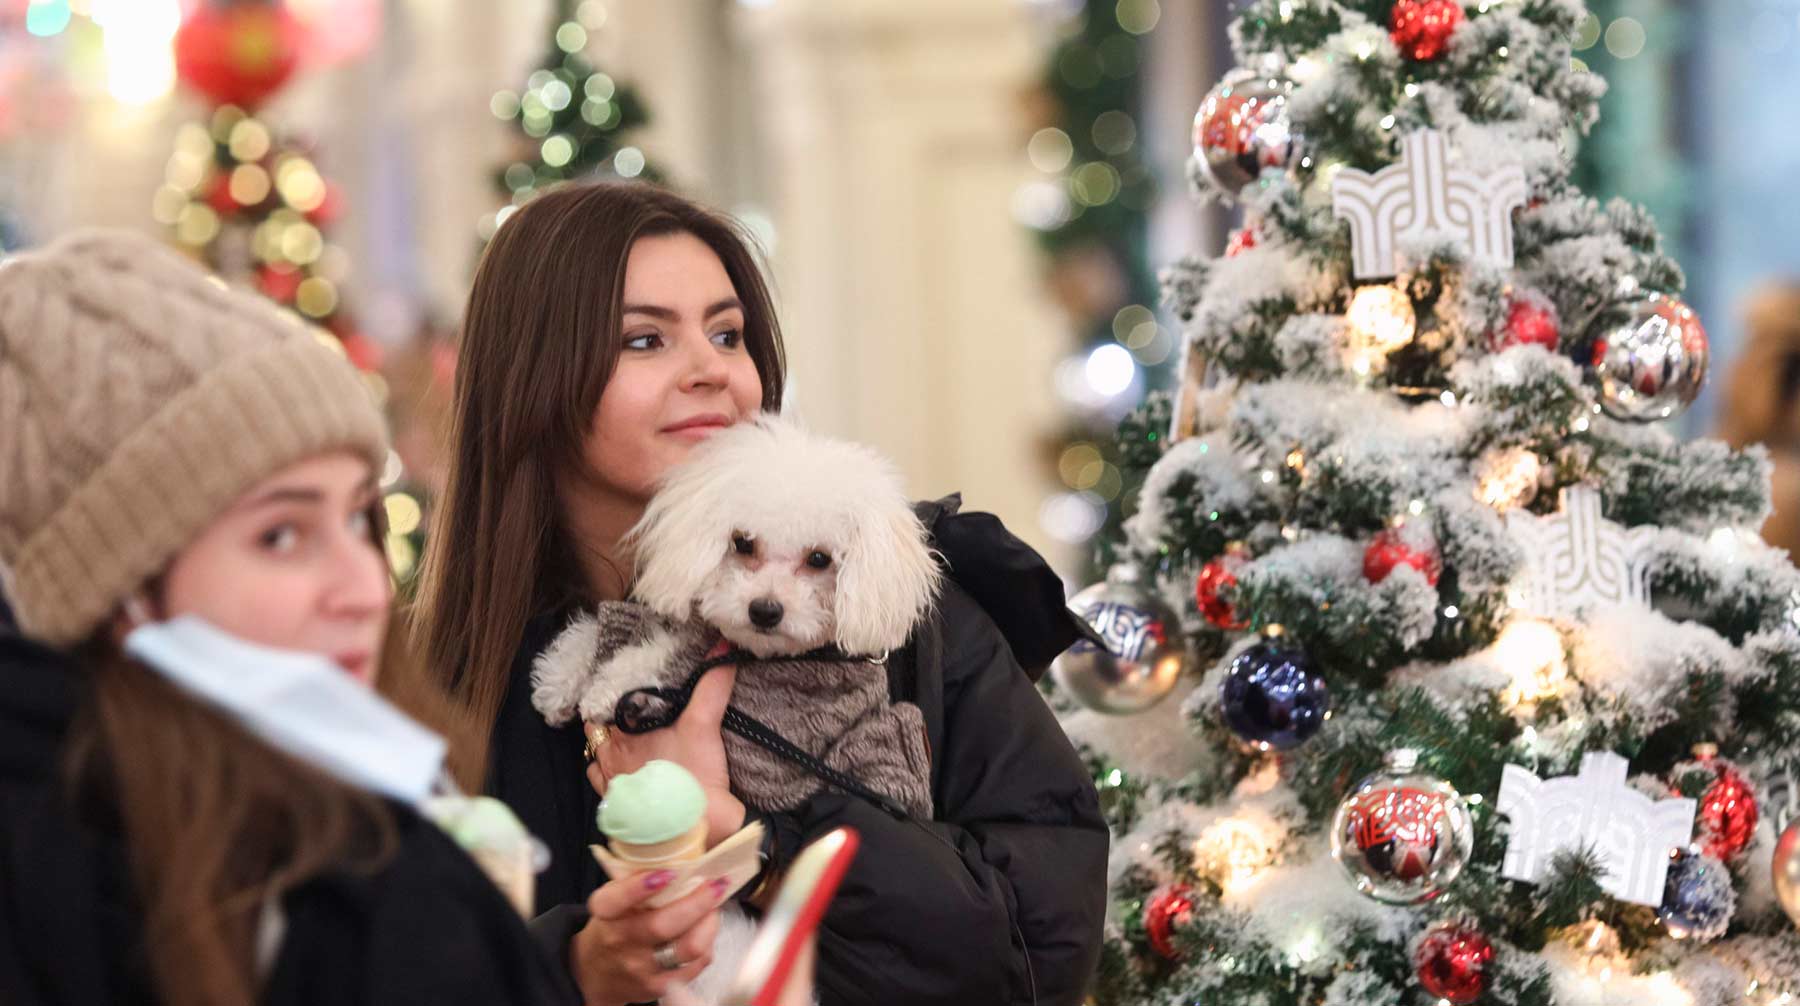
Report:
1331,129,1527,280
1496,751,1695,907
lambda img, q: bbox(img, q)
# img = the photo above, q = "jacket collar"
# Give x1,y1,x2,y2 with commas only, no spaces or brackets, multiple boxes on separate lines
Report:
0,633,83,787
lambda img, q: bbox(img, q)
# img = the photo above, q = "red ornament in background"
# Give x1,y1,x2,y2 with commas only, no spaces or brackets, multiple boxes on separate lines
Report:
205,173,239,215
1658,295,1710,360
174,2,305,109
1390,0,1464,61
1345,786,1447,881
1684,753,1760,861
1142,884,1198,961
1195,544,1251,629
1414,921,1493,1005
1492,291,1560,352
256,264,303,303
1363,527,1441,587
1198,94,1255,158
1225,226,1259,257
306,181,344,226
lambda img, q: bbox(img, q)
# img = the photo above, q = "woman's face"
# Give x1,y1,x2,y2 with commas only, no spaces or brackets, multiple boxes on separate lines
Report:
157,452,391,683
578,231,765,506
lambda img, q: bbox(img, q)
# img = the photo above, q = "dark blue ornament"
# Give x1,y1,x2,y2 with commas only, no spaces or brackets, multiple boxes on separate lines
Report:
1657,847,1736,942
1219,640,1330,751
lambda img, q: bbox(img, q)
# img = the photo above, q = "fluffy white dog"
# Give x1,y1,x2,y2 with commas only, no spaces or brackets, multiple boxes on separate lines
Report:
532,413,942,820
531,416,943,1004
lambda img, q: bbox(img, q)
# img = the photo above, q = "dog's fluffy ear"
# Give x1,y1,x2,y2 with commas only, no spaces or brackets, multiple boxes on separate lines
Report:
624,458,737,621
835,500,943,655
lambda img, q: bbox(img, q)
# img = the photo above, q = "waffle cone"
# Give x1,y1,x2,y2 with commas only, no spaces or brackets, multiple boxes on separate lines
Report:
608,820,708,869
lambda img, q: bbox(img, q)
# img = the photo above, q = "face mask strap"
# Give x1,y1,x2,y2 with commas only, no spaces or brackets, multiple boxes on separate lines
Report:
121,594,157,630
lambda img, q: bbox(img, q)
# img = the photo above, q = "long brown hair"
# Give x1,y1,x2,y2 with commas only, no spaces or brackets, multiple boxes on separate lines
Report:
413,182,786,785
66,648,397,1006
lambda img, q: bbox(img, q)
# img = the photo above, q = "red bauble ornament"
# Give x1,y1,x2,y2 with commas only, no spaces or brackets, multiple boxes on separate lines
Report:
1493,292,1560,352
1689,759,1759,861
204,172,238,215
1143,884,1197,961
1414,921,1493,1005
1225,226,1259,257
257,264,303,303
1390,0,1464,61
174,2,305,110
305,181,344,226
1195,545,1250,629
1363,528,1441,587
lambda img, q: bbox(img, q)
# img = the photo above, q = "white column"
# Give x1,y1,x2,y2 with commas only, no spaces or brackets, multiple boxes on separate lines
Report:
738,0,1071,565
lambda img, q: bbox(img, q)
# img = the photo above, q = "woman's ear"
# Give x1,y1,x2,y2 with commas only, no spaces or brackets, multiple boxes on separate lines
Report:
834,503,942,655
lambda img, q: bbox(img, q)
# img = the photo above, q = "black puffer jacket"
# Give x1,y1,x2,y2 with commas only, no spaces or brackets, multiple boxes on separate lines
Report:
492,498,1110,1006
0,633,579,1006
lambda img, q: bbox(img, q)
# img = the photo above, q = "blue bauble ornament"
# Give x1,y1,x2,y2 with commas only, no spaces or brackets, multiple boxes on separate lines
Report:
1219,640,1330,751
1658,847,1737,942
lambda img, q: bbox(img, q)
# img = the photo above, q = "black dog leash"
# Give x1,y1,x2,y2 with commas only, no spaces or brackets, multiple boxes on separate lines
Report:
611,646,911,819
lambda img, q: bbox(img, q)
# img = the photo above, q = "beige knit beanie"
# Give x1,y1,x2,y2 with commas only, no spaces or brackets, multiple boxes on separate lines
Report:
0,229,388,647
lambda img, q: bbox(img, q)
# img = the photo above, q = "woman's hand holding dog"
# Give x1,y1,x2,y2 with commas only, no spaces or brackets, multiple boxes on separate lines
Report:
586,664,748,848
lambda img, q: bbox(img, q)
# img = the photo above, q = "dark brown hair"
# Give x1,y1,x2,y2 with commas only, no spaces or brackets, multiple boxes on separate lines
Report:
413,182,786,784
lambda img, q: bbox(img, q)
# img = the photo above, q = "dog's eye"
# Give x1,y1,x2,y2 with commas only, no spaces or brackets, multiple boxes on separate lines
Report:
806,551,833,570
732,533,756,556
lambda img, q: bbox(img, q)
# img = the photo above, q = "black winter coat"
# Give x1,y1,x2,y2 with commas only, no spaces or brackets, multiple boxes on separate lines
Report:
0,633,579,1006
491,498,1110,1006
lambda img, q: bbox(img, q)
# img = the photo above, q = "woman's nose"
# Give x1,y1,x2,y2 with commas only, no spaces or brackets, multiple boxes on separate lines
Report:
325,533,391,618
678,329,731,388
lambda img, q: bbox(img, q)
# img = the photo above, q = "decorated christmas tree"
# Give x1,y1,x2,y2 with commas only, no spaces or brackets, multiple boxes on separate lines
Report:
479,0,659,242
153,1,376,369
1053,2,1800,1002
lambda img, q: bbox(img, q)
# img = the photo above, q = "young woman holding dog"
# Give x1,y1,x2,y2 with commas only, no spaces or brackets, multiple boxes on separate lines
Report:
0,231,578,1006
414,181,1108,1006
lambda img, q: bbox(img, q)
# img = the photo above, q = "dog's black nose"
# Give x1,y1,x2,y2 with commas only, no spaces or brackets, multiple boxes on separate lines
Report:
748,598,784,629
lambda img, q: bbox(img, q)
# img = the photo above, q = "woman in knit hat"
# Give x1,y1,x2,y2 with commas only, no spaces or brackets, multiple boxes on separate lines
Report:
0,230,580,1006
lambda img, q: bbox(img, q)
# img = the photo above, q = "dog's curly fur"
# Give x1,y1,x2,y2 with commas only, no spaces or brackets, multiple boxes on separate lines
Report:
531,415,941,819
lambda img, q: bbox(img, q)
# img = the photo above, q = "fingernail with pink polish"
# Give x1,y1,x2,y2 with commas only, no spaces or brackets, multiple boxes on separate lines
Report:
645,870,675,891
710,878,729,899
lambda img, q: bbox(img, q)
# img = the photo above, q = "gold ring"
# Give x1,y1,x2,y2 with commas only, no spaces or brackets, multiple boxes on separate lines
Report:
583,723,609,761
654,942,684,971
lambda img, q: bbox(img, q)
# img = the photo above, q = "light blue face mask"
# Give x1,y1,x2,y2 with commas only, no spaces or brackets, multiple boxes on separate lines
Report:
123,615,448,806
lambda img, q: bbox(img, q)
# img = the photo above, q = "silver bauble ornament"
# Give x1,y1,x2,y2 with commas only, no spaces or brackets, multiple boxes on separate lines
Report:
1587,292,1709,422
1051,571,1189,714
1330,749,1475,904
1191,68,1300,201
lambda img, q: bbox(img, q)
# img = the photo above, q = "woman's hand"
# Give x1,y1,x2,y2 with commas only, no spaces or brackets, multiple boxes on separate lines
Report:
587,665,747,846
569,868,729,1005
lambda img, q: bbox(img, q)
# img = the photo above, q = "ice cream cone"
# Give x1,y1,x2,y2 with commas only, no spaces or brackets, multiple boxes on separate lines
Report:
609,818,709,869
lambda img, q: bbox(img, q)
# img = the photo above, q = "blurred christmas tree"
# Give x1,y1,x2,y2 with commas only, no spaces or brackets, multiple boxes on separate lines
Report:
154,2,379,370
479,0,659,242
1054,2,1800,1002
1023,0,1162,577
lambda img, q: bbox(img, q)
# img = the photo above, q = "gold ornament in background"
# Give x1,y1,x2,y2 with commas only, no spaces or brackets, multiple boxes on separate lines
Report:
1345,284,1417,370
1475,447,1542,511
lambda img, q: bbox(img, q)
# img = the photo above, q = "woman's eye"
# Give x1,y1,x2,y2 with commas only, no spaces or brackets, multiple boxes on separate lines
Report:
260,524,301,553
624,332,664,351
711,328,743,349
806,551,832,570
732,534,755,556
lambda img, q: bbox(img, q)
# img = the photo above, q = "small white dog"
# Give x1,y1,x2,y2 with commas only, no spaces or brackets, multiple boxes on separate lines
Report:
532,414,942,820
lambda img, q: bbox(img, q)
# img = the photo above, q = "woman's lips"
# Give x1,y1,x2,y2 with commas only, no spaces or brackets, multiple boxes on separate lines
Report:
663,414,733,440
